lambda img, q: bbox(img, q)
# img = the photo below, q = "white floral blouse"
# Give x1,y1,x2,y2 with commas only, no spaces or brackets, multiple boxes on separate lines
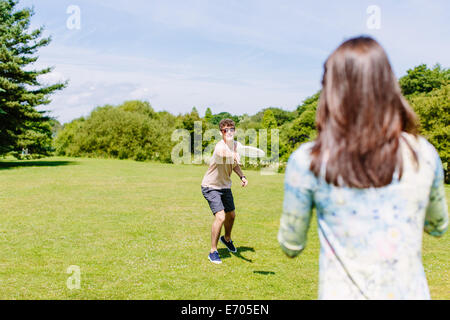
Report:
278,133,448,300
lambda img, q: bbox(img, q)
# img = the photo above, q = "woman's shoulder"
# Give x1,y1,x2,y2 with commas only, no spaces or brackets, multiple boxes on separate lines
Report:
400,132,443,182
401,132,440,161
288,141,315,164
285,141,318,190
286,141,316,174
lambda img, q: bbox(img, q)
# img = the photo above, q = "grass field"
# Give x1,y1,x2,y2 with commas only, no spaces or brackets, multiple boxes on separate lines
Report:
0,156,448,299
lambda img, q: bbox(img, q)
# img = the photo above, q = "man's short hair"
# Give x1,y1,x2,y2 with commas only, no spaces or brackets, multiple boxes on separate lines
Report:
219,118,235,130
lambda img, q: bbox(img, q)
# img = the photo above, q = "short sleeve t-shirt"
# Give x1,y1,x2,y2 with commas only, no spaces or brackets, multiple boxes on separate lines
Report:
201,140,238,189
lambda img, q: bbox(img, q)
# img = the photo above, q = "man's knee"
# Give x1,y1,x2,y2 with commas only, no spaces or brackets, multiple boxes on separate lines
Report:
226,210,236,220
215,210,226,222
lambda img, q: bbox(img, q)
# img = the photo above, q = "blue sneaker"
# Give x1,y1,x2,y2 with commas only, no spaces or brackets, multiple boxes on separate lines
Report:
208,251,222,264
220,236,237,253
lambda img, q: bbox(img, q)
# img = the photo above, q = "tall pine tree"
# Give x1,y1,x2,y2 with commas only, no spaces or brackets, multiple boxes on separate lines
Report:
0,0,67,158
204,107,212,122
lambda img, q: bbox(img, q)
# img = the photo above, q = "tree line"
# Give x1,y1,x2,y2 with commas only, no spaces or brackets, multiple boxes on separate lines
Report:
53,64,449,183
0,0,448,182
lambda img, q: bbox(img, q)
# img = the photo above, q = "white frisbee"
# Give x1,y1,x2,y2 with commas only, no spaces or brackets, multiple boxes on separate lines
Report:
235,141,265,158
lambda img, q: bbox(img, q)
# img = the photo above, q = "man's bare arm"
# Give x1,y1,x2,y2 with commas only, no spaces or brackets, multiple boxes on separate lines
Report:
233,164,244,179
234,164,248,187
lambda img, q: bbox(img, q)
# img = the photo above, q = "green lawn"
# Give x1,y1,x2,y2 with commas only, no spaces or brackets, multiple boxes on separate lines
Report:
0,157,448,299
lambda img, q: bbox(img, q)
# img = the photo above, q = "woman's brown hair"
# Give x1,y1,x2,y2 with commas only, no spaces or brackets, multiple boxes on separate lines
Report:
310,36,419,188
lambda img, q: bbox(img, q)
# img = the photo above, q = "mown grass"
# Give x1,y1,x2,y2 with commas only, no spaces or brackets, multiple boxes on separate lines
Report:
0,156,448,299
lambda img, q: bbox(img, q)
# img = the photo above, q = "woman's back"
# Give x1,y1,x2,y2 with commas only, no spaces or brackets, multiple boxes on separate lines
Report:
278,133,448,299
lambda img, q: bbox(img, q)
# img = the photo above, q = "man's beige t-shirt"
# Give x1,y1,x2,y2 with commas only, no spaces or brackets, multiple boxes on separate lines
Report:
201,140,238,189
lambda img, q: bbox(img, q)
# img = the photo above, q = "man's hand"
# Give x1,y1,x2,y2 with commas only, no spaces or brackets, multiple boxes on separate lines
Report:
241,177,248,187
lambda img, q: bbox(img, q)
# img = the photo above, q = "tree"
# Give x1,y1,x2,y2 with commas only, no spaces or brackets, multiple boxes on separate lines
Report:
0,0,67,158
54,101,177,162
261,109,277,129
252,107,295,127
53,117,85,157
279,92,319,163
49,118,63,138
118,100,156,118
204,107,212,122
191,106,199,117
399,64,449,95
259,109,277,160
279,109,316,162
407,84,449,183
296,92,320,117
399,64,449,182
210,112,239,125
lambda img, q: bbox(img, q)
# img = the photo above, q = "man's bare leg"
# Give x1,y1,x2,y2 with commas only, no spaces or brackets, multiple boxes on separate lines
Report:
211,210,226,253
224,210,235,242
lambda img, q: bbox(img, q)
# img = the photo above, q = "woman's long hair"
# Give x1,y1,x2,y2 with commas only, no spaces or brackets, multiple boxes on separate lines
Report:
310,36,419,188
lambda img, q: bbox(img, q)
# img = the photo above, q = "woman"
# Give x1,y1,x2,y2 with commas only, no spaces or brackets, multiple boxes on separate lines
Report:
278,36,448,300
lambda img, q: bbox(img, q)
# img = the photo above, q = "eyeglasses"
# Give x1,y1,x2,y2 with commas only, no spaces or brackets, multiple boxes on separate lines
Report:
221,128,235,133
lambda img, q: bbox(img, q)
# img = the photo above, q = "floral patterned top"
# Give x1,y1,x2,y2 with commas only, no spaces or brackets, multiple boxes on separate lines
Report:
278,133,448,300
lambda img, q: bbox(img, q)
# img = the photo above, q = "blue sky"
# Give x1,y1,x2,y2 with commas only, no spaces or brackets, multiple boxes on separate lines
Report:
18,0,450,124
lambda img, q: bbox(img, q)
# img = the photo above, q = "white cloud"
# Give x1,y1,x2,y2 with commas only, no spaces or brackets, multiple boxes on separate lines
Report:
129,87,153,100
37,70,68,85
25,0,449,124
34,44,319,123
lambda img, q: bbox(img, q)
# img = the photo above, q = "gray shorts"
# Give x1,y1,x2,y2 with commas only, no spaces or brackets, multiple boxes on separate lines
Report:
201,186,235,215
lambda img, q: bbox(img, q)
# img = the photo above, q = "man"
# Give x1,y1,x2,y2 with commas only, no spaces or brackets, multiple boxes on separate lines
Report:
201,118,248,264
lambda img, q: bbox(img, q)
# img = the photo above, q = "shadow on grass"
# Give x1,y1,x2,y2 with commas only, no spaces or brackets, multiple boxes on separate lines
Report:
218,246,255,263
253,271,275,275
0,159,79,170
